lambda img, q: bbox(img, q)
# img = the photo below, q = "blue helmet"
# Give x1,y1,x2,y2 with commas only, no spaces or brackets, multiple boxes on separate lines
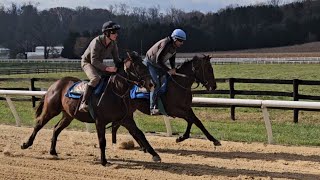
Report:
171,29,186,41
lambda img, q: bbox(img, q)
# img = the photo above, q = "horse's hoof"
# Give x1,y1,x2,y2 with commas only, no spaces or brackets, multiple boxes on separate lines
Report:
21,143,29,149
152,155,161,162
213,141,221,146
50,150,58,156
139,148,147,153
101,161,111,166
176,137,182,143
176,136,187,143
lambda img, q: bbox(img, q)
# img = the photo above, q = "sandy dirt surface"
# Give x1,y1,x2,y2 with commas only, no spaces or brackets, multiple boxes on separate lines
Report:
0,124,319,180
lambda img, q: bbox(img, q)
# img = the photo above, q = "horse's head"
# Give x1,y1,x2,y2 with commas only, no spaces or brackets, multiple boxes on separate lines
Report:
191,55,217,91
123,51,154,92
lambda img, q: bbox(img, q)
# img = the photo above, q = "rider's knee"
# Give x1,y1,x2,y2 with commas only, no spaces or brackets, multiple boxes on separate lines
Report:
89,76,101,87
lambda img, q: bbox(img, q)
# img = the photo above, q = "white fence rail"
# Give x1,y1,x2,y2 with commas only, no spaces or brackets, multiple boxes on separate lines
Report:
1,90,320,144
2,57,320,65
0,90,92,131
192,97,320,144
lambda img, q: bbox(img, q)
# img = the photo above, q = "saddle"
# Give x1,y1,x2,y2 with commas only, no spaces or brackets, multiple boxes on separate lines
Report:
65,76,110,99
130,75,169,115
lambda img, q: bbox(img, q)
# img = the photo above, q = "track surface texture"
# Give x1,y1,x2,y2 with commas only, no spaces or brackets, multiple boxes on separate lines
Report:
0,125,319,180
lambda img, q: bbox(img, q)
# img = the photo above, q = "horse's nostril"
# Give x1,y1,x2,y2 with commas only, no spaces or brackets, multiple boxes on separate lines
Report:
149,83,154,88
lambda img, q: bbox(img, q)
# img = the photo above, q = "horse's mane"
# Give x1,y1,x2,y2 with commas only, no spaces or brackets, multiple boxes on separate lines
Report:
177,56,199,70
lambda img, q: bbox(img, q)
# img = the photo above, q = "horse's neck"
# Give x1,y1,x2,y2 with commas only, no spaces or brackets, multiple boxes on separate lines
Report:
174,61,195,88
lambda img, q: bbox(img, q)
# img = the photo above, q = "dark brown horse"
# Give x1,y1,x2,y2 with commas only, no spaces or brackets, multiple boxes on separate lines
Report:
112,55,221,150
21,51,161,166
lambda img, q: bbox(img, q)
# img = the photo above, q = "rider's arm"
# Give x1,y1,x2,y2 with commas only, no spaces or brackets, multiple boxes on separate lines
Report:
111,42,123,68
156,43,171,72
169,54,176,69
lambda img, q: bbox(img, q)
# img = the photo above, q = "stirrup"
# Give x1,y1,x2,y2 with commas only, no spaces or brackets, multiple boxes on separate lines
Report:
150,108,160,115
79,102,88,112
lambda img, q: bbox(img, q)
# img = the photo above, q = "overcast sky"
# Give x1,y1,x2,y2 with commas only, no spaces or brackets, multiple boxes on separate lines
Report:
1,0,296,13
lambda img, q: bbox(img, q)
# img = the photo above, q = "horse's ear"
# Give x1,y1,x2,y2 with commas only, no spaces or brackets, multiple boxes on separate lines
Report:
202,54,211,61
126,52,132,60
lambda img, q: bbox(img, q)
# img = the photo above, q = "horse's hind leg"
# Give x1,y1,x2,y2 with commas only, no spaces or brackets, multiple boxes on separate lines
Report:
21,104,61,149
176,122,192,143
50,112,73,156
112,124,146,152
129,132,146,152
185,109,221,146
111,124,120,144
121,118,161,162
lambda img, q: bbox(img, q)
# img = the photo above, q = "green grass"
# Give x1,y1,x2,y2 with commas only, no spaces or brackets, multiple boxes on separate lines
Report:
1,64,320,146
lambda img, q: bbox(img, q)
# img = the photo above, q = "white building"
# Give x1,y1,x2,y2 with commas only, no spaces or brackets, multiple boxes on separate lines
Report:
27,46,64,59
0,47,10,59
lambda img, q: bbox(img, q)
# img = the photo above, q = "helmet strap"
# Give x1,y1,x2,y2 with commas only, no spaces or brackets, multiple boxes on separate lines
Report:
104,31,110,37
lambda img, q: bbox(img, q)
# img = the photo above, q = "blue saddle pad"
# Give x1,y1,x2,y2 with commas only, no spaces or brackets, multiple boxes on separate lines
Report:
65,77,109,99
130,76,168,100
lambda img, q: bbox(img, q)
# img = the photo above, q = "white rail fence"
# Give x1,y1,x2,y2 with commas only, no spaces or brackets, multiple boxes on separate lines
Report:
2,57,320,65
2,90,320,144
0,90,92,132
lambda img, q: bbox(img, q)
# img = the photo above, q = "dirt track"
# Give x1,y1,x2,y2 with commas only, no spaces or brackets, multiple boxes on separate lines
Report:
0,125,319,180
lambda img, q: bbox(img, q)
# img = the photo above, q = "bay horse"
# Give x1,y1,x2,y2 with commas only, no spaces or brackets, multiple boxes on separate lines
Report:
112,55,221,150
21,51,161,166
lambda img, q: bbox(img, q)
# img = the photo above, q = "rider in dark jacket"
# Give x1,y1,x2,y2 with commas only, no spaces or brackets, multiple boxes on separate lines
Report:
144,29,187,115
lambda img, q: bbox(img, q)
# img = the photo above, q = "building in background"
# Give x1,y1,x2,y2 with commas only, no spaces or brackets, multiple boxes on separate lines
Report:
0,47,10,59
26,46,64,59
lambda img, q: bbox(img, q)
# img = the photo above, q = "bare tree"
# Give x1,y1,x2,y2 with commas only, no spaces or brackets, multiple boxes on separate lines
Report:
147,5,160,21
268,0,283,6
117,3,130,15
132,7,147,22
165,7,185,24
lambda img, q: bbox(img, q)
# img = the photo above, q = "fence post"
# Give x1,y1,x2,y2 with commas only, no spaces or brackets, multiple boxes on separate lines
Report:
30,78,36,107
229,78,236,120
293,79,299,123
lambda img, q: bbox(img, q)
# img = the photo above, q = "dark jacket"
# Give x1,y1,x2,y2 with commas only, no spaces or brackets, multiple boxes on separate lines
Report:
145,37,177,71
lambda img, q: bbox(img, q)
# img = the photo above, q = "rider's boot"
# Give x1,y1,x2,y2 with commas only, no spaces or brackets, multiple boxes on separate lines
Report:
150,94,160,115
79,85,94,112
151,106,160,115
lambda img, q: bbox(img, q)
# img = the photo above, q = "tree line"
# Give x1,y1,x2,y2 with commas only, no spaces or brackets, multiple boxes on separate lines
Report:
1,0,320,59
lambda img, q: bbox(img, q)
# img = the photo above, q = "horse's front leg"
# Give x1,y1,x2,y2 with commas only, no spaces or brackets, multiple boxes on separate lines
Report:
186,109,221,146
96,121,109,166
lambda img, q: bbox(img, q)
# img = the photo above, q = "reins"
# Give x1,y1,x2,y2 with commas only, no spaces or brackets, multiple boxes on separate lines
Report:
170,60,206,90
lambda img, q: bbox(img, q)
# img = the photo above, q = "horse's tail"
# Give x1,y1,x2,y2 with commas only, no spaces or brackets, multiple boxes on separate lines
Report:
35,95,45,118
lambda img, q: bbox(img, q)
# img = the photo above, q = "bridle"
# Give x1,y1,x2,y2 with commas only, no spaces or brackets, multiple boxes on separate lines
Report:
171,57,209,90
122,57,150,88
192,58,209,87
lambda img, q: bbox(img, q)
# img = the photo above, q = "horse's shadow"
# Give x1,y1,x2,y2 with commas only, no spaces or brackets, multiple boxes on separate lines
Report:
156,148,320,162
106,147,320,179
108,157,319,179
